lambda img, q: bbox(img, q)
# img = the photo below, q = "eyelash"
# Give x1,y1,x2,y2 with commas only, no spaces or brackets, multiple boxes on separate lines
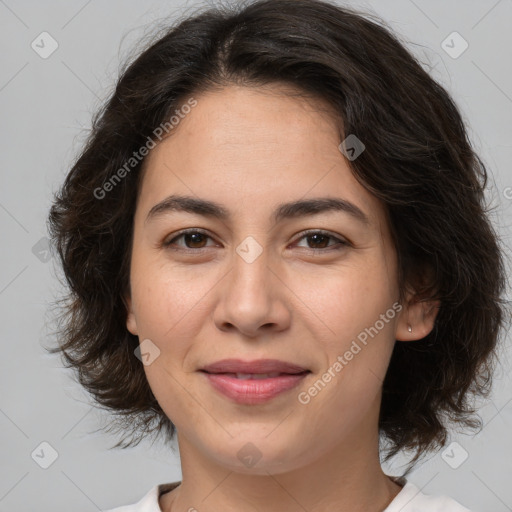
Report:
163,228,350,253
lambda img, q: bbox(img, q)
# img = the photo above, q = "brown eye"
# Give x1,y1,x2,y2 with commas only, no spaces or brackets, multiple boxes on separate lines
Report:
294,230,349,251
164,229,216,250
181,232,208,248
305,233,330,249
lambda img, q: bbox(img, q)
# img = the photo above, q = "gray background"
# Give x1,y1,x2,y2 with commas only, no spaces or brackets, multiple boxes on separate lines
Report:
1,0,511,510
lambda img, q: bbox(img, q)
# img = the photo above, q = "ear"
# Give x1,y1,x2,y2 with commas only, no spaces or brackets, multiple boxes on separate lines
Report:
395,286,440,342
124,293,139,336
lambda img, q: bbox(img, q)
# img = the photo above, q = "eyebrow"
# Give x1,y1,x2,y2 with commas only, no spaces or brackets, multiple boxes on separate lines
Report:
145,194,370,226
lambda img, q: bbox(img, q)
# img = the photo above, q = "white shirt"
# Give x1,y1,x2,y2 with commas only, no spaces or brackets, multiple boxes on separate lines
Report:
104,479,472,512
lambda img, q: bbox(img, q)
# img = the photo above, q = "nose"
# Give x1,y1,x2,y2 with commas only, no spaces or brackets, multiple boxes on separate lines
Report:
212,247,291,338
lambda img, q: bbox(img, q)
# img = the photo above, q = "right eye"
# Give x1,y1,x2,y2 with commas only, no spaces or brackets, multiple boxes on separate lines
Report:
163,229,218,251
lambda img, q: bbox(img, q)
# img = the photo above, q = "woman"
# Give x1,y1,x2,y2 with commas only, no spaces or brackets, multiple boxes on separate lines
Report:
48,0,508,510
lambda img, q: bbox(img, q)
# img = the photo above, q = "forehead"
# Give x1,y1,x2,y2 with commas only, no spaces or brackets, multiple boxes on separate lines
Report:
137,84,388,233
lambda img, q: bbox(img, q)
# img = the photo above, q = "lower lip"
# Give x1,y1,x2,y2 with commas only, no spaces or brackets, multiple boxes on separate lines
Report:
202,372,309,404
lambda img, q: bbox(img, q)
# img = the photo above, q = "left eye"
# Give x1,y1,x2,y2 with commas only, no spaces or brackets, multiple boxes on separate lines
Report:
294,231,348,250
164,229,348,251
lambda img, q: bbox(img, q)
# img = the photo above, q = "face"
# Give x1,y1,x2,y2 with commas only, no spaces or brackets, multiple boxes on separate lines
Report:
126,84,422,475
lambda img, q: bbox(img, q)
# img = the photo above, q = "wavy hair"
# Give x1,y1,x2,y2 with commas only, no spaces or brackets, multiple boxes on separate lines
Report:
47,0,510,471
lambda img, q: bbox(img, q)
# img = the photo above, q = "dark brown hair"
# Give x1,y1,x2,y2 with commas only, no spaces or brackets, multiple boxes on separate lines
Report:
47,0,510,471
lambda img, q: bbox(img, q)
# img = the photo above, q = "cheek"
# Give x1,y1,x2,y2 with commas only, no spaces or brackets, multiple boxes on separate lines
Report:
296,258,398,402
293,257,396,344
130,255,217,338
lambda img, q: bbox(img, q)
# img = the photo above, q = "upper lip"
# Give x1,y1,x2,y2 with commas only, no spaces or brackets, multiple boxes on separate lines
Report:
200,359,309,374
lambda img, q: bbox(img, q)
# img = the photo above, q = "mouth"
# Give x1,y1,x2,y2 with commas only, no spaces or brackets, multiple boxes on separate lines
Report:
201,371,308,379
198,359,311,404
200,358,309,375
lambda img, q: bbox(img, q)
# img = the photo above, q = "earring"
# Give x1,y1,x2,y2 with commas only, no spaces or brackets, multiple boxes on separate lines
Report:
407,324,412,333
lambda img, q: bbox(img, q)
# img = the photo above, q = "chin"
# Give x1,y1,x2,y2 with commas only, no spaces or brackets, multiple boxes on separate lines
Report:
205,434,309,475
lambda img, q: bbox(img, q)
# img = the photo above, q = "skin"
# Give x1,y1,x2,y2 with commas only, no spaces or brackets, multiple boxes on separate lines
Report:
125,84,439,512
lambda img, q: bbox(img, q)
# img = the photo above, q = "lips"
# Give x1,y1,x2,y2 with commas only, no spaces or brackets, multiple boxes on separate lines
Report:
199,359,310,404
221,372,283,380
200,358,309,375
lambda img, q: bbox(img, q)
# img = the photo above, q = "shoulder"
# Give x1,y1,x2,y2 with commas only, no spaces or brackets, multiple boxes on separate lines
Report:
385,480,473,512
103,482,180,512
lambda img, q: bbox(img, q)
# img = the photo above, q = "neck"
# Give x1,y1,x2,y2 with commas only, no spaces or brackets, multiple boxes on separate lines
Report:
161,398,402,512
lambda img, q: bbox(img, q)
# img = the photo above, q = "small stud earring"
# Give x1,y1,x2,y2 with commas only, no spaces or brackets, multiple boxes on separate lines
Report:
407,324,412,333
